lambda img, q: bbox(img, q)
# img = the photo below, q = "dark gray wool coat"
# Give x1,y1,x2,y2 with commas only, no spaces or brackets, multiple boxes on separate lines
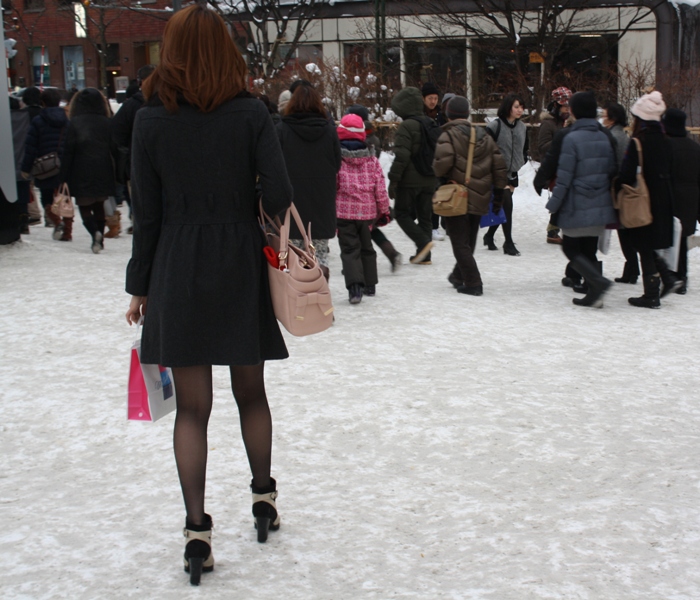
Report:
126,96,293,367
276,114,341,239
546,118,617,229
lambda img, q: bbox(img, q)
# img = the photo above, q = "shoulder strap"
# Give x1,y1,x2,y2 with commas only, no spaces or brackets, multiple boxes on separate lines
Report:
633,137,643,170
464,126,477,185
495,119,502,141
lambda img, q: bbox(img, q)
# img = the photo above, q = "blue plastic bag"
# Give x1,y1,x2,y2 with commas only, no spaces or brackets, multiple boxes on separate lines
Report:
480,201,507,228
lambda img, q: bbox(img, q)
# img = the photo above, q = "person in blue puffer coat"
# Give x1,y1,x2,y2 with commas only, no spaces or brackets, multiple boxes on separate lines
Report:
21,88,69,231
546,92,617,308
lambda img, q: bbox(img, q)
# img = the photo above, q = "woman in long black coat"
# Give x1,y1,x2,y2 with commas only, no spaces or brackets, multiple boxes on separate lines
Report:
661,108,700,293
124,5,293,585
276,84,341,279
60,88,116,250
617,92,681,308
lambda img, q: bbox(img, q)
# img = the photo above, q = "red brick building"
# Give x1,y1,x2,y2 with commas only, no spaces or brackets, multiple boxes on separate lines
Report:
3,0,171,95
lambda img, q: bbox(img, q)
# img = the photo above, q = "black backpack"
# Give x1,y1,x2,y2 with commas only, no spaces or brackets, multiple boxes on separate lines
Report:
406,116,442,177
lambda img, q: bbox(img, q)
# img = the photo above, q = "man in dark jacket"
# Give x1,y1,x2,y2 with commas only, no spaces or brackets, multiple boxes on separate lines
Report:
546,92,617,308
388,87,437,264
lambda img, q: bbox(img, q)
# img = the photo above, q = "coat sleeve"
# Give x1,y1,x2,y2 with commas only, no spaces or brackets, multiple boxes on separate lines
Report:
373,158,391,216
332,130,342,173
616,138,639,191
388,122,413,184
533,128,566,194
489,137,508,190
257,111,293,218
547,136,577,214
58,123,77,185
125,113,163,297
432,130,455,179
537,120,555,158
21,117,41,174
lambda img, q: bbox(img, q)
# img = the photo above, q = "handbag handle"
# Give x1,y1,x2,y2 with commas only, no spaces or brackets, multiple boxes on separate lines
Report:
259,201,314,268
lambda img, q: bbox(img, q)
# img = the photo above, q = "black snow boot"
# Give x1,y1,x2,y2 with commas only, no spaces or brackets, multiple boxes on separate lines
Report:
655,256,682,297
614,261,639,284
628,274,661,308
571,257,611,308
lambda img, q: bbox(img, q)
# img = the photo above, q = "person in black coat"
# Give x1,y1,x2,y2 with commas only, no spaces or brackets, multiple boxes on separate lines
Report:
124,5,293,584
20,89,69,231
276,84,341,280
59,88,116,251
616,92,681,308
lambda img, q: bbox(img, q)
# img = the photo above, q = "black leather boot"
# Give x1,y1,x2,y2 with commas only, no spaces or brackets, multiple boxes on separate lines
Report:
252,477,280,543
615,261,639,284
629,274,661,308
655,256,682,297
571,257,611,308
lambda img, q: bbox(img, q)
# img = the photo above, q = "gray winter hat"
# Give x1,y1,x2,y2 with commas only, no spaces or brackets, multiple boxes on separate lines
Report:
441,92,456,107
445,96,470,120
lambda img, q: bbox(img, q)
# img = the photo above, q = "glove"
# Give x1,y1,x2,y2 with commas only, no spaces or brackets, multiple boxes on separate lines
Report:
376,212,391,227
388,182,398,200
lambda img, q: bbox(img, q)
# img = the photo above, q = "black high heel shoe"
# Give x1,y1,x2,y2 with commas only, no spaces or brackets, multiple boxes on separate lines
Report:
252,477,280,543
183,514,214,586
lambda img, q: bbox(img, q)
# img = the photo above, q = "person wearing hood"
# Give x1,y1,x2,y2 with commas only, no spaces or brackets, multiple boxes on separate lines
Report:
276,84,341,280
660,108,700,294
616,91,682,308
21,89,69,233
110,64,156,236
538,86,572,245
388,87,437,264
546,92,616,308
59,88,117,251
335,114,391,304
433,96,507,296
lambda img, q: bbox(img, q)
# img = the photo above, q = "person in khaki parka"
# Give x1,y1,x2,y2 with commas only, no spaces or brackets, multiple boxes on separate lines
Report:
432,96,507,296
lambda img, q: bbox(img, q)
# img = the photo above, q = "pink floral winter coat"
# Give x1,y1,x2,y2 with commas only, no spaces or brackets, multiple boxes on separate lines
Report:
336,147,391,221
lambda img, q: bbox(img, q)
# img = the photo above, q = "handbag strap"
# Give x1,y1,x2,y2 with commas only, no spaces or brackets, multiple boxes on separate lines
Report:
633,137,644,172
259,201,314,268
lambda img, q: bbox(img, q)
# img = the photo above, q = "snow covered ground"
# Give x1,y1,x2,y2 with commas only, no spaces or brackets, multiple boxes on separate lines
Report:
1,160,700,599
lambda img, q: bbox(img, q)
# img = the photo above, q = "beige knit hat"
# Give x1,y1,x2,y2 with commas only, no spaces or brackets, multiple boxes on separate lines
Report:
631,91,666,122
278,90,292,115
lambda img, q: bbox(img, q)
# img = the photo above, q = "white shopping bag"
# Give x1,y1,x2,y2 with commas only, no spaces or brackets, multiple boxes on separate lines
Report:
656,217,682,272
127,321,176,422
598,229,612,255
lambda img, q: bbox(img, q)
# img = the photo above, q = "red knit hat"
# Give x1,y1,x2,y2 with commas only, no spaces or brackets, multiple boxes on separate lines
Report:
337,114,366,142
551,87,573,107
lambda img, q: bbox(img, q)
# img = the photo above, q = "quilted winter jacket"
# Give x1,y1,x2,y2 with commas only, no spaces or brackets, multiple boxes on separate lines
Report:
21,107,69,189
546,118,617,229
336,147,390,220
387,88,437,189
432,120,508,216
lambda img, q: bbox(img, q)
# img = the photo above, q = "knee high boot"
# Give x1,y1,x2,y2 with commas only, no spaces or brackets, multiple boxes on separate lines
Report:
629,274,661,308
378,240,402,272
654,255,681,297
571,256,611,308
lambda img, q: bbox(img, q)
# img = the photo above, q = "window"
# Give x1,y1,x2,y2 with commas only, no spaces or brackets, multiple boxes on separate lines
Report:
24,0,44,10
343,43,401,93
404,40,467,97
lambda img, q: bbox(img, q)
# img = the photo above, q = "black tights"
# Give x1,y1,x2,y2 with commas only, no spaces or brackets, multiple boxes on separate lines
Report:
171,363,272,526
486,188,514,243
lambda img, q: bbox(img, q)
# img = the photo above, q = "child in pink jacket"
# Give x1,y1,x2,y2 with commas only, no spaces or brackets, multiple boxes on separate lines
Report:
336,114,391,304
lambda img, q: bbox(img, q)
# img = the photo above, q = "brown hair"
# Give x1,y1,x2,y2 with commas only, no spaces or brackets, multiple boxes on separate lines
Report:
285,84,325,116
143,4,247,113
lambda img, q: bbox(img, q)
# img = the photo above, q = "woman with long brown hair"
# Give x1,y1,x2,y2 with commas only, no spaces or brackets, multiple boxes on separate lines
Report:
276,83,341,280
124,4,293,585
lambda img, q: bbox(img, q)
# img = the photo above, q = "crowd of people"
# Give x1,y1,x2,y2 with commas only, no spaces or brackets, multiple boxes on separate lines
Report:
3,5,699,584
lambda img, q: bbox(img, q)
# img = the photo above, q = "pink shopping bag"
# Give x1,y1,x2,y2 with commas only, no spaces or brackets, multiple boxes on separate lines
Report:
127,330,176,422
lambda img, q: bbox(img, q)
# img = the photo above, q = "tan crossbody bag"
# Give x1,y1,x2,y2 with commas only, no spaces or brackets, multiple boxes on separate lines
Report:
432,126,476,217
